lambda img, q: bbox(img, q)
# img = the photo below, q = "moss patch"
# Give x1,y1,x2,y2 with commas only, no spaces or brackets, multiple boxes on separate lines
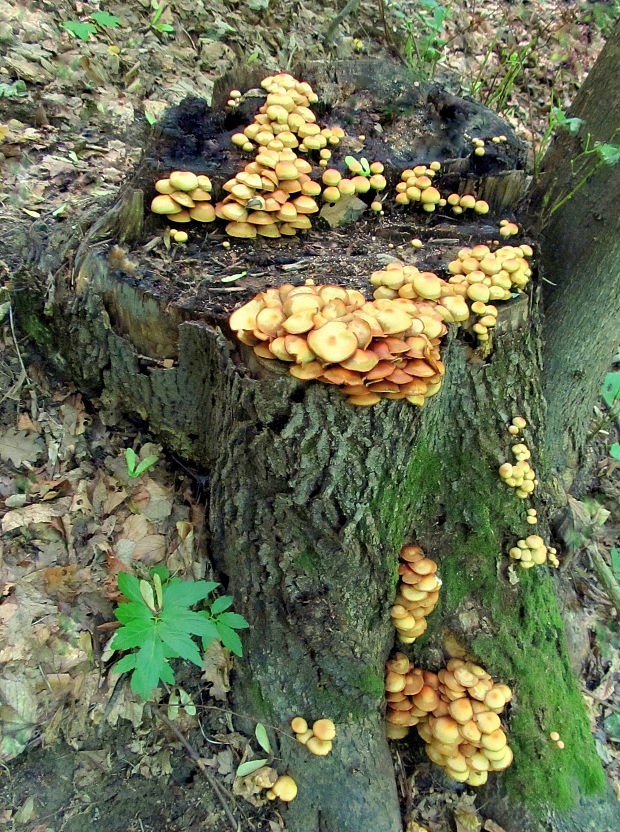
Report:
374,424,607,816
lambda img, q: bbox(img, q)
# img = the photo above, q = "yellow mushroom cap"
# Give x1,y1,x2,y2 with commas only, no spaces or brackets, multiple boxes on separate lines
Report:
272,775,298,801
291,716,308,734
306,736,333,756
312,719,336,741
151,194,182,215
169,170,199,191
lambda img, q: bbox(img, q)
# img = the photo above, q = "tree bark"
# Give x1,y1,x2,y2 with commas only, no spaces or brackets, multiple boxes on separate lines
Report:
532,19,620,484
11,59,620,832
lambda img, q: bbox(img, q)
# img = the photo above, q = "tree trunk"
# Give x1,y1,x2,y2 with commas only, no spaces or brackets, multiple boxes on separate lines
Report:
532,19,620,484
12,59,620,832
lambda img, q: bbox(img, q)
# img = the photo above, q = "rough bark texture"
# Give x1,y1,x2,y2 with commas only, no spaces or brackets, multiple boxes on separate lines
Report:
533,19,620,483
11,58,620,832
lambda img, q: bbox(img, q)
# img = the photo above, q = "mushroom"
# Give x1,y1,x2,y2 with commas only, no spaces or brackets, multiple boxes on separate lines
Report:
271,774,298,802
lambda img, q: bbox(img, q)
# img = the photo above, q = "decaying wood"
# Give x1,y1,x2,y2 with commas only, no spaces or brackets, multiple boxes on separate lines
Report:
14,60,620,832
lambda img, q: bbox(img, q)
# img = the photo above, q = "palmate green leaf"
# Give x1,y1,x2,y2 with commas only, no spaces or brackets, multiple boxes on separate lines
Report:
115,601,152,623
217,612,250,630
117,572,145,605
90,10,122,28
110,618,155,651
210,595,233,614
160,608,220,638
610,443,620,461
216,621,243,656
163,578,220,608
198,614,220,649
158,623,203,667
131,631,166,699
113,653,137,674
62,20,98,40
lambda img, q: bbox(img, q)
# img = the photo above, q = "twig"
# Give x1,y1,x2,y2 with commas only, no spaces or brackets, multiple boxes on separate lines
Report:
587,544,620,617
155,707,240,832
0,303,29,404
377,0,400,59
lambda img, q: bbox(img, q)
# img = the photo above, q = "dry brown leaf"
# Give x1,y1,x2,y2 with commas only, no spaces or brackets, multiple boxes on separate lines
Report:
483,821,508,832
0,428,45,468
132,479,173,522
202,640,231,701
132,534,167,564
2,499,72,532
16,413,40,433
121,514,150,542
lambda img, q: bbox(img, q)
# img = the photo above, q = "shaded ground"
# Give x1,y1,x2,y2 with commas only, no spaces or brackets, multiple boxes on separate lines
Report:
1,2,619,831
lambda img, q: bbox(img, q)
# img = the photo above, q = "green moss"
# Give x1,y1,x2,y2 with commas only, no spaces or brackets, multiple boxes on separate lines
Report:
22,314,54,348
373,428,607,816
348,668,385,699
292,549,321,572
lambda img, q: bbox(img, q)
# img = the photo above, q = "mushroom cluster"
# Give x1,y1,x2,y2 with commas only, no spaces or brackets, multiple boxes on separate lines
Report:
370,262,470,319
291,717,336,756
385,655,514,786
321,165,386,203
447,244,533,303
395,163,443,211
508,535,559,569
391,544,441,644
498,458,537,498
230,73,344,157
445,192,490,216
266,774,298,802
507,415,527,436
150,171,216,225
214,149,320,238
229,278,451,407
499,220,520,238
526,507,538,525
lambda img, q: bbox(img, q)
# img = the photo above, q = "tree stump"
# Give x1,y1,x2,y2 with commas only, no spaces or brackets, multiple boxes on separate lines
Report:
16,60,619,832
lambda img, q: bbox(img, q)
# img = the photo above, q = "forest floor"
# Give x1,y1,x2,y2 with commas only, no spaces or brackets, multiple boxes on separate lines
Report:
0,1,619,831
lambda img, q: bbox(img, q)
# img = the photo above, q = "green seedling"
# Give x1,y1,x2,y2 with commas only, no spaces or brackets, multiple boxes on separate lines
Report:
151,2,174,34
393,0,451,81
111,567,249,700
549,128,620,215
344,156,371,176
235,722,272,777
62,11,121,41
221,271,248,283
125,447,159,478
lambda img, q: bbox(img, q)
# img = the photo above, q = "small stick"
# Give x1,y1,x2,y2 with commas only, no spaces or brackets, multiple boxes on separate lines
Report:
155,707,240,832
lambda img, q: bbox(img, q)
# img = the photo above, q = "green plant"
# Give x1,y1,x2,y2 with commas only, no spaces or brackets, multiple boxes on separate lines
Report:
549,128,620,215
125,446,159,478
62,10,121,41
150,1,174,34
344,156,371,177
111,567,249,700
534,100,584,179
0,80,28,98
485,43,533,112
235,723,272,776
392,0,451,81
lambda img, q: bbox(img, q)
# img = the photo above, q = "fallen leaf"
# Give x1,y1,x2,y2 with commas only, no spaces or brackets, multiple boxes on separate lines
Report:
202,641,231,701
2,499,72,532
0,428,45,468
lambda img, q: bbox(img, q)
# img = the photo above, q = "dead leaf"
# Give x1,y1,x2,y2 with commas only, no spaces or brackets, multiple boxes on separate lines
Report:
454,794,481,832
0,428,45,468
132,479,172,522
202,641,231,701
483,821,508,832
2,499,72,532
17,413,40,433
132,534,167,564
